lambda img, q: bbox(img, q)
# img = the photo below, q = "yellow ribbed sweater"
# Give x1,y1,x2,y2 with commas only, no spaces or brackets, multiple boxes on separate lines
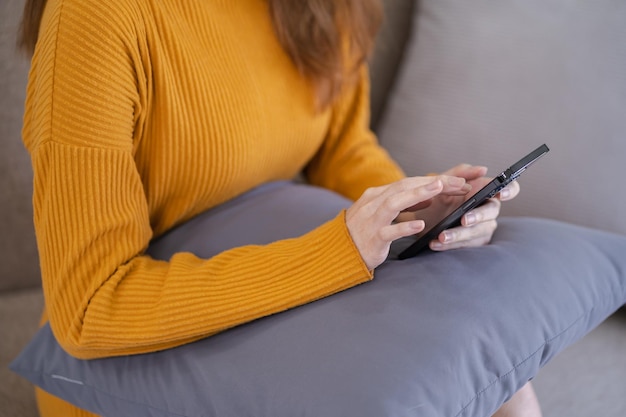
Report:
25,0,404,414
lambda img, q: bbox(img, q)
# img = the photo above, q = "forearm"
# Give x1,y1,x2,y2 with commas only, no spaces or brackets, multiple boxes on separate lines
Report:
43,212,372,359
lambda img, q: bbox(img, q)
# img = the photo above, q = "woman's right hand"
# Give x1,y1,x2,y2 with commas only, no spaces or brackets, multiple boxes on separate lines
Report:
345,176,471,270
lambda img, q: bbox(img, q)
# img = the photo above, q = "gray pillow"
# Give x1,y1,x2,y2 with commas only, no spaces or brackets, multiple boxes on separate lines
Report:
11,182,626,417
376,0,626,236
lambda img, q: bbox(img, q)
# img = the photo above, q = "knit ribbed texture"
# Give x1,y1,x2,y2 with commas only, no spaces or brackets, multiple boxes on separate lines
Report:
25,0,405,371
25,0,405,362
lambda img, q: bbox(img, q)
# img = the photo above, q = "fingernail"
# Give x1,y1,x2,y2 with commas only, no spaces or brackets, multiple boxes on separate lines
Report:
461,184,472,192
442,231,454,243
500,188,511,200
465,212,476,225
412,220,425,231
431,241,443,250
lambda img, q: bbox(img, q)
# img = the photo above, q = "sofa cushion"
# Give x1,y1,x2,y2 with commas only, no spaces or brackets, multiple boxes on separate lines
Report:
0,288,43,417
0,0,41,292
369,0,415,129
11,181,626,417
376,0,626,236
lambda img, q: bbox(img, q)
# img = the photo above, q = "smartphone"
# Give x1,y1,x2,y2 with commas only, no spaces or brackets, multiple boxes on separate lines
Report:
397,144,550,260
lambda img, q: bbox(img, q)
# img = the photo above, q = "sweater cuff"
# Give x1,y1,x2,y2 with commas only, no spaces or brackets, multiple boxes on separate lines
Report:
302,210,374,288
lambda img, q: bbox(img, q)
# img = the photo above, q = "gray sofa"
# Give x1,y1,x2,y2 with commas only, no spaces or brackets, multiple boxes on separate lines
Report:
1,0,625,416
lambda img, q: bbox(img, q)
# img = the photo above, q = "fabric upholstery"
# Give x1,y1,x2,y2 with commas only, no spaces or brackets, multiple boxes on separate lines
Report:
377,0,626,236
0,0,40,291
0,289,43,417
369,0,415,129
11,182,626,417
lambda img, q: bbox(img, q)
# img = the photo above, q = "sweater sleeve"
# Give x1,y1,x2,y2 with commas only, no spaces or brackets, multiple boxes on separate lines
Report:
25,0,372,360
304,65,406,201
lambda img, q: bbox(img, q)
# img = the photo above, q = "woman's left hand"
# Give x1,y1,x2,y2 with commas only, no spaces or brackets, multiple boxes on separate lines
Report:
397,164,521,251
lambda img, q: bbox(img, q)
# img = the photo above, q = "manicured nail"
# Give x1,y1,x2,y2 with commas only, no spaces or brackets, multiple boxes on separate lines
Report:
431,241,443,250
412,220,425,231
465,212,476,225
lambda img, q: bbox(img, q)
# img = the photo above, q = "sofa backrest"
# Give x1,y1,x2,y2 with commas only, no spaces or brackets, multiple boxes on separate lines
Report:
376,0,626,236
0,0,39,292
370,0,415,129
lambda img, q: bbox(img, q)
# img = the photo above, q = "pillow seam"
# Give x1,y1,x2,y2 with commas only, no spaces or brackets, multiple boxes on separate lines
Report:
452,309,590,417
12,368,191,417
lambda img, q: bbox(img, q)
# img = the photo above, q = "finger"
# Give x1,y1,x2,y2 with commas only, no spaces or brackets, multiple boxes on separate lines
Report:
442,164,488,181
430,233,493,251
379,220,426,242
395,175,470,194
439,188,474,197
401,199,433,212
375,179,445,219
438,175,472,192
431,220,498,251
461,198,501,227
427,175,472,196
356,176,471,226
497,180,520,201
372,176,472,229
394,175,471,211
356,184,390,206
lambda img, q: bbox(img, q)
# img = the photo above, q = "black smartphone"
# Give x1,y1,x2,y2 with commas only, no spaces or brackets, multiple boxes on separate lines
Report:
397,144,550,260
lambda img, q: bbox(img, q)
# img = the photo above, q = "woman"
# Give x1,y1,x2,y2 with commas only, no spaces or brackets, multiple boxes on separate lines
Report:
19,0,539,416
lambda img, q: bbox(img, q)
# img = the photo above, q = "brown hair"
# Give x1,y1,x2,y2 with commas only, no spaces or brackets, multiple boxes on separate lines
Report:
17,0,46,56
18,0,382,108
268,0,382,108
